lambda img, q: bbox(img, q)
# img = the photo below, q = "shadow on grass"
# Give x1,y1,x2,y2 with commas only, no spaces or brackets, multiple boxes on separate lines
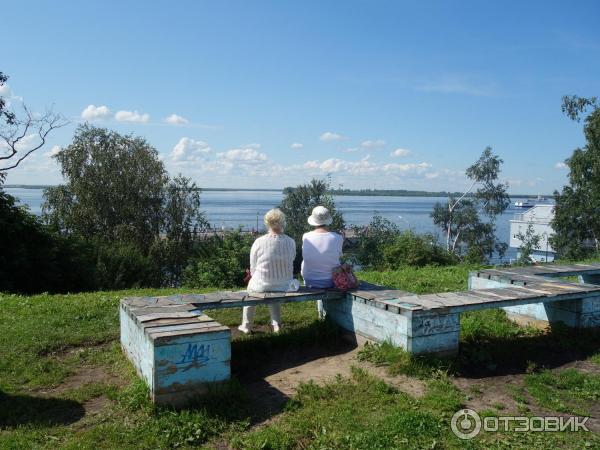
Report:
177,318,357,424
358,322,600,381
458,323,600,377
231,318,351,380
0,390,85,427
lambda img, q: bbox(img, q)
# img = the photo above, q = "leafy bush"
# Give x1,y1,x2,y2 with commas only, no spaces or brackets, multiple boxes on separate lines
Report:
184,232,254,289
382,231,457,268
351,215,454,269
350,215,400,269
93,240,157,290
0,189,96,294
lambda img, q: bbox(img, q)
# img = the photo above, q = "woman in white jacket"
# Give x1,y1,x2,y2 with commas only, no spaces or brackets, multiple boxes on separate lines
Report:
238,208,296,334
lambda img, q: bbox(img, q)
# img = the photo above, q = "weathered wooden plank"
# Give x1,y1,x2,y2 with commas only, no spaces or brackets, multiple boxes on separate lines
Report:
380,298,422,312
129,305,198,314
149,325,230,341
140,316,215,329
145,321,224,335
136,311,204,322
394,294,451,311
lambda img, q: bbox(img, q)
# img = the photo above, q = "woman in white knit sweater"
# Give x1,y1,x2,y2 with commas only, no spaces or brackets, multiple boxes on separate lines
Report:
238,208,296,334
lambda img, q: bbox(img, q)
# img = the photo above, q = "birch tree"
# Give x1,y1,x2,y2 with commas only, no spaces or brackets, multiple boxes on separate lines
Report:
431,147,510,262
551,95,600,258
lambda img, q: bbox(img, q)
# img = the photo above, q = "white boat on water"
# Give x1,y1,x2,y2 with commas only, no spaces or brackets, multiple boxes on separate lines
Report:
514,196,551,208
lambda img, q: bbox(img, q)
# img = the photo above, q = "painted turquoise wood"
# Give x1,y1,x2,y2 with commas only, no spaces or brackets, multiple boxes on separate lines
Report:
322,297,460,354
120,298,231,406
469,269,600,328
323,297,410,347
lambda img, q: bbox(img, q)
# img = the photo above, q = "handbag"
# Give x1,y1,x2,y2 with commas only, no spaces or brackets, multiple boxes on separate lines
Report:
243,268,252,285
332,264,359,290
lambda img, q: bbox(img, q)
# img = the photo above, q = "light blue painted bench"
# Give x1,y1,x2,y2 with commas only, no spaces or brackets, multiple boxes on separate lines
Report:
120,263,600,405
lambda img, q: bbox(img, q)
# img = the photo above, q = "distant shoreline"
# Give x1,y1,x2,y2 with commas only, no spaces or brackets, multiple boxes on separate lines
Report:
3,184,550,199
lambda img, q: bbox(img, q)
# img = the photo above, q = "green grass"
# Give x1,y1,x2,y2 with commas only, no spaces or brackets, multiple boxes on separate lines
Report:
2,264,600,449
525,368,600,416
229,367,461,450
359,264,479,294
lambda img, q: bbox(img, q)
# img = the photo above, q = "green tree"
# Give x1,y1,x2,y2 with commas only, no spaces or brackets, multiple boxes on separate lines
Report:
350,215,401,268
515,222,543,265
149,175,209,286
551,96,600,259
43,125,167,250
42,125,207,288
0,189,96,294
0,72,15,127
183,231,253,289
431,147,510,262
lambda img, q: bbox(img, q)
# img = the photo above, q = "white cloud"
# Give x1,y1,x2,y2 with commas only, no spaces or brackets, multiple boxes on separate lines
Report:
506,178,523,187
217,148,268,163
115,110,150,123
164,114,189,125
244,143,262,149
382,162,431,172
0,83,11,98
291,142,303,149
44,145,62,158
171,138,211,161
554,162,568,169
361,139,386,148
343,147,359,153
81,104,112,120
390,148,411,157
299,157,431,177
319,131,345,142
418,75,497,97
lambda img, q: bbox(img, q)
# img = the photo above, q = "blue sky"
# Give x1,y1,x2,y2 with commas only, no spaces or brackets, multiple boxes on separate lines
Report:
1,0,599,192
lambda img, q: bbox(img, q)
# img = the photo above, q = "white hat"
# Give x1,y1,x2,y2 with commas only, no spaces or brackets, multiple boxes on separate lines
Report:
308,206,333,226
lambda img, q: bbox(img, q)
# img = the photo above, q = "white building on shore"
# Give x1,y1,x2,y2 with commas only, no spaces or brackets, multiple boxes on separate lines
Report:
509,204,556,262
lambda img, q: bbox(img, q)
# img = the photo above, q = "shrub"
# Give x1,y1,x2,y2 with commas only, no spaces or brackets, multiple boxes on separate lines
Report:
350,215,400,269
382,231,457,268
0,189,96,294
184,231,254,289
92,240,157,290
351,215,455,269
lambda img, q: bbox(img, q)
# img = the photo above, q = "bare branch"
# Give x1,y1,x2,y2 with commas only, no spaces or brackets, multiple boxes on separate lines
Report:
0,103,68,172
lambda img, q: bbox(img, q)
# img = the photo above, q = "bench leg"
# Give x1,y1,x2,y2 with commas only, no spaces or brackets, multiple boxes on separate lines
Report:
544,296,600,328
407,311,460,355
322,297,460,355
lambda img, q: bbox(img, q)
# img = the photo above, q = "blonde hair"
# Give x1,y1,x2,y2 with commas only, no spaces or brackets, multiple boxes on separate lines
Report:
264,208,286,232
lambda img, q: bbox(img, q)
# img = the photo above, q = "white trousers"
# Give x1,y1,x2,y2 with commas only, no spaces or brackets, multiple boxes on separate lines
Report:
317,300,326,320
241,304,281,330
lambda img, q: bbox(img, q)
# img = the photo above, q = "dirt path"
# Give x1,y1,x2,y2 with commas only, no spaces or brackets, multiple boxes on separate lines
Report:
237,333,426,424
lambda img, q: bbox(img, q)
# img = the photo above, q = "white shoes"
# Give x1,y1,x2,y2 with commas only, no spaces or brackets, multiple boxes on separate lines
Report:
237,324,251,335
238,323,281,334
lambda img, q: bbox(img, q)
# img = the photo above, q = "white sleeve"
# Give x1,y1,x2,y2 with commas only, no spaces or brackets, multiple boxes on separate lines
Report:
250,240,259,275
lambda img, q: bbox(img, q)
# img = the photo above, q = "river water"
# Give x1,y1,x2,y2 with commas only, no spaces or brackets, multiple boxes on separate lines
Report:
5,187,528,262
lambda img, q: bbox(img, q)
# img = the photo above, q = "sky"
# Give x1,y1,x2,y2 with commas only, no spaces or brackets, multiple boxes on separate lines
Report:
1,0,599,193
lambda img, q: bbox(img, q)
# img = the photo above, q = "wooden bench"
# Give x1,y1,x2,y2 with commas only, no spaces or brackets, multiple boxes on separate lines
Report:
120,263,600,405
